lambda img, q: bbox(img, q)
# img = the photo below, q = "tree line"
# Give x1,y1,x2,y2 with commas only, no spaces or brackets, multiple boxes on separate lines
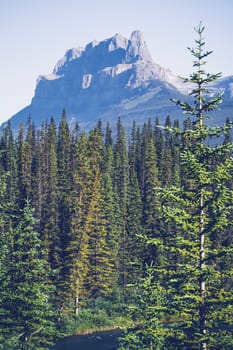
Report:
0,109,187,348
0,24,233,349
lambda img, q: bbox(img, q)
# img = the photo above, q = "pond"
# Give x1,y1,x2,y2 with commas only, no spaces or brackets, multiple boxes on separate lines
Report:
54,329,122,350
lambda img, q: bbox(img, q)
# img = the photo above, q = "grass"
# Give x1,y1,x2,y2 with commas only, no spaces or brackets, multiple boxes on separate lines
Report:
57,297,135,337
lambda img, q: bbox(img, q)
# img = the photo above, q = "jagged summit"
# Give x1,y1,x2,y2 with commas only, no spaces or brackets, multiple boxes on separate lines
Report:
2,31,232,132
127,30,152,62
52,30,151,77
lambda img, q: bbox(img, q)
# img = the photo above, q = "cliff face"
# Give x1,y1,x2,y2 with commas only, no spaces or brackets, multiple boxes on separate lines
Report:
4,31,233,131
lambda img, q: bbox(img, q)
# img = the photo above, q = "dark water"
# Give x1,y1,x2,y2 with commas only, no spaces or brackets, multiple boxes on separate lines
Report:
54,329,122,350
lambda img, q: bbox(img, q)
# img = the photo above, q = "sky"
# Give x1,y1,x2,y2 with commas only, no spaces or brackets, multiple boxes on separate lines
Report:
0,0,233,125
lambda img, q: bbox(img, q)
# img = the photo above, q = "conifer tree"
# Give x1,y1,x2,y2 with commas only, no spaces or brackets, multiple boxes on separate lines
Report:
40,118,60,271
157,23,233,349
84,168,114,298
57,110,72,264
154,117,164,182
17,124,31,204
162,115,173,186
84,127,115,297
113,118,129,290
120,23,233,350
118,267,166,350
126,123,143,283
0,175,13,347
62,131,88,312
103,125,121,293
0,121,19,212
142,127,161,265
0,200,56,349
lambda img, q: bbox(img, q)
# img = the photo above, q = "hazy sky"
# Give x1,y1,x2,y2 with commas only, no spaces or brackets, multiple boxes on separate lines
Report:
0,0,232,125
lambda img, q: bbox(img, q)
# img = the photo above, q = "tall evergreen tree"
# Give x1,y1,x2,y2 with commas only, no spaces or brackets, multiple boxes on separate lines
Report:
84,168,114,298
57,110,72,265
63,130,96,313
103,125,121,294
84,127,115,297
0,121,18,212
0,201,56,349
142,128,161,266
113,118,129,290
126,123,143,283
0,175,13,347
40,118,60,271
158,23,233,349
120,23,233,350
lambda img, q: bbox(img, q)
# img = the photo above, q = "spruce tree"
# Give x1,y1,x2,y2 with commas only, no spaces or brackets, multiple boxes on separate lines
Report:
103,125,121,295
57,110,72,268
0,200,56,349
118,267,166,350
0,175,13,347
40,118,60,271
0,121,19,212
126,123,143,283
84,127,115,298
119,23,233,350
142,127,161,266
62,131,90,313
113,118,129,290
158,23,233,349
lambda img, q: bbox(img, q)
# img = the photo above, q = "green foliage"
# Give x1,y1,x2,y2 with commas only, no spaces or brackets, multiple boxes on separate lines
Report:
0,200,57,349
157,23,233,349
119,22,233,350
118,268,167,350
0,34,233,348
58,298,131,336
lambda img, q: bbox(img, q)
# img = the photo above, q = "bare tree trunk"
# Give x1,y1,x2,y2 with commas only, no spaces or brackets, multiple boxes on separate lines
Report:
200,189,207,350
75,292,79,315
198,53,207,349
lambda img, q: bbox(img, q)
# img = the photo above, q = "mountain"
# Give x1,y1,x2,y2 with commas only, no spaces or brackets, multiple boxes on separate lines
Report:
2,31,233,131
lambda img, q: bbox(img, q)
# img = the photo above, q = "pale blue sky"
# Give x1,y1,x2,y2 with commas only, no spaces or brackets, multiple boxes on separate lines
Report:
0,0,232,124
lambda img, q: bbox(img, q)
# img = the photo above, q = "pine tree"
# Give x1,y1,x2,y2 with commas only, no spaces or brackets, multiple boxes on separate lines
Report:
84,127,115,297
0,121,19,212
142,126,161,266
162,115,173,186
0,200,56,349
40,118,60,271
157,23,233,349
120,23,233,350
113,118,129,290
154,117,164,183
118,267,166,350
61,131,89,312
17,120,37,205
0,175,13,347
103,125,121,295
126,123,143,283
57,110,72,267
173,23,233,349
84,168,114,298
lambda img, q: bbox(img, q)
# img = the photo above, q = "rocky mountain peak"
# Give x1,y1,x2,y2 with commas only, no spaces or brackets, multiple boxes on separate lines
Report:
108,33,128,52
4,30,232,133
51,31,153,78
53,47,84,75
126,30,152,62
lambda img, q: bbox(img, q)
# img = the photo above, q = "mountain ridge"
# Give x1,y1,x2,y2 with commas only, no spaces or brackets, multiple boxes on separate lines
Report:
2,31,233,131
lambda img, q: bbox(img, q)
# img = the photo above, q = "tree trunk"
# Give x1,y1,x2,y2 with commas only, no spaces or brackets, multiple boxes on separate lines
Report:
200,183,207,350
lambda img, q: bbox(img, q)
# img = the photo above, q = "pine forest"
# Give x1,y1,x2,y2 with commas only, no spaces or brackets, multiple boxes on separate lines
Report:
0,24,233,350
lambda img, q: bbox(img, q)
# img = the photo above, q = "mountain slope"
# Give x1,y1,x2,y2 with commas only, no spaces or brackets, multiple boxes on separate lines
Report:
2,31,233,131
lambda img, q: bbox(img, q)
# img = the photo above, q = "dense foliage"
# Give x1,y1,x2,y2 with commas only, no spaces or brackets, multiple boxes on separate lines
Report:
0,24,232,349
118,23,233,350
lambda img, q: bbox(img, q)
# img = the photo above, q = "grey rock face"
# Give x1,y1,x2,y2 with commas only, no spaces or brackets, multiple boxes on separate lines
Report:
3,31,233,132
